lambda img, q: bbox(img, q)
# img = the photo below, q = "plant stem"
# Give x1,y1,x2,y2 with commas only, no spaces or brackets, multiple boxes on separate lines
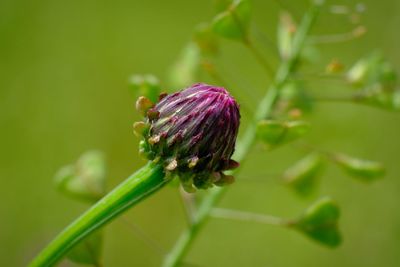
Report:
210,208,289,226
161,2,324,267
30,162,167,267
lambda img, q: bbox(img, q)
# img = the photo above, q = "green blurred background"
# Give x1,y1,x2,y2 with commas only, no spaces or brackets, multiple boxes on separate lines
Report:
1,0,399,266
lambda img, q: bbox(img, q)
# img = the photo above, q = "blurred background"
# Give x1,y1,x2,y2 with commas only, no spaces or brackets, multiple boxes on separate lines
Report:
1,0,399,266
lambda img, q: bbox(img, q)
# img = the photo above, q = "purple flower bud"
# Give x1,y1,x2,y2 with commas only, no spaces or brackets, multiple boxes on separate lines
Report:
139,83,240,191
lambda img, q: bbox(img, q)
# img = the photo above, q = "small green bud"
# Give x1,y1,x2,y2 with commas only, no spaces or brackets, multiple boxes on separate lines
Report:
347,58,371,86
326,59,344,74
277,11,296,60
294,197,342,247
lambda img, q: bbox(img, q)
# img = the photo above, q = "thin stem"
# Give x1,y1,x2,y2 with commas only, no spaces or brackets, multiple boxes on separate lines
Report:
30,162,168,267
294,72,346,81
253,23,280,60
161,2,324,267
228,3,275,78
313,96,356,103
308,26,366,44
120,216,166,256
244,38,275,78
179,186,197,225
200,60,229,87
210,208,289,226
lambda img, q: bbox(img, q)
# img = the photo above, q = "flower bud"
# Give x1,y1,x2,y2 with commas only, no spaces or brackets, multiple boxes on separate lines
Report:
138,83,240,191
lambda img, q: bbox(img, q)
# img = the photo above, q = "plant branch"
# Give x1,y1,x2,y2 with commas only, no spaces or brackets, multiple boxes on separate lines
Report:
161,2,324,266
30,162,168,267
179,186,197,225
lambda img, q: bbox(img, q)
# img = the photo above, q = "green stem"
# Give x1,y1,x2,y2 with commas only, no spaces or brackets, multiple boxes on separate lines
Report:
162,2,324,267
210,208,289,226
30,162,167,267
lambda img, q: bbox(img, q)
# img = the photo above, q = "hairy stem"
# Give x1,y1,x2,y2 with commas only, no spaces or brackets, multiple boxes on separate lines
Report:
162,2,324,267
30,162,167,267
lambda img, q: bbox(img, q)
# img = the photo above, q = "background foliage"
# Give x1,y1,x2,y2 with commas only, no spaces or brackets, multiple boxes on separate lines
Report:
1,0,399,266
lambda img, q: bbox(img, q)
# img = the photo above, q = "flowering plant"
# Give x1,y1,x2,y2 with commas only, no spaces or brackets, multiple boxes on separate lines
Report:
30,1,398,266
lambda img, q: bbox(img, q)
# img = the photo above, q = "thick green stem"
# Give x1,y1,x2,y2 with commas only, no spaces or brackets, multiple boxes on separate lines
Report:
162,2,323,267
30,162,167,267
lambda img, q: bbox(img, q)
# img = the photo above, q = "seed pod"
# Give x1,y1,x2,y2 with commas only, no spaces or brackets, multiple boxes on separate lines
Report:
139,83,241,191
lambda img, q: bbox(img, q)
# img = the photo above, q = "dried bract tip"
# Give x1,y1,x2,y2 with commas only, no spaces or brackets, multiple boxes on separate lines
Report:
136,96,153,115
138,83,240,191
166,159,178,171
133,121,148,137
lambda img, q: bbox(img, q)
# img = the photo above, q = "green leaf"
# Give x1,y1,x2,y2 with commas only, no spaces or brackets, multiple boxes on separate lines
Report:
54,151,106,202
333,153,385,182
67,231,103,266
277,11,296,60
212,0,251,40
294,197,341,247
129,74,161,103
168,43,200,89
257,120,310,148
193,23,219,56
283,153,324,197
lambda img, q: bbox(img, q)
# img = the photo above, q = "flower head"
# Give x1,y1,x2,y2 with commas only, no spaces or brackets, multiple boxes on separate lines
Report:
135,83,240,191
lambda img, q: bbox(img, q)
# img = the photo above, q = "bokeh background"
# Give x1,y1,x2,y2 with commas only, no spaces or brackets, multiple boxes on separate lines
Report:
1,0,399,266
